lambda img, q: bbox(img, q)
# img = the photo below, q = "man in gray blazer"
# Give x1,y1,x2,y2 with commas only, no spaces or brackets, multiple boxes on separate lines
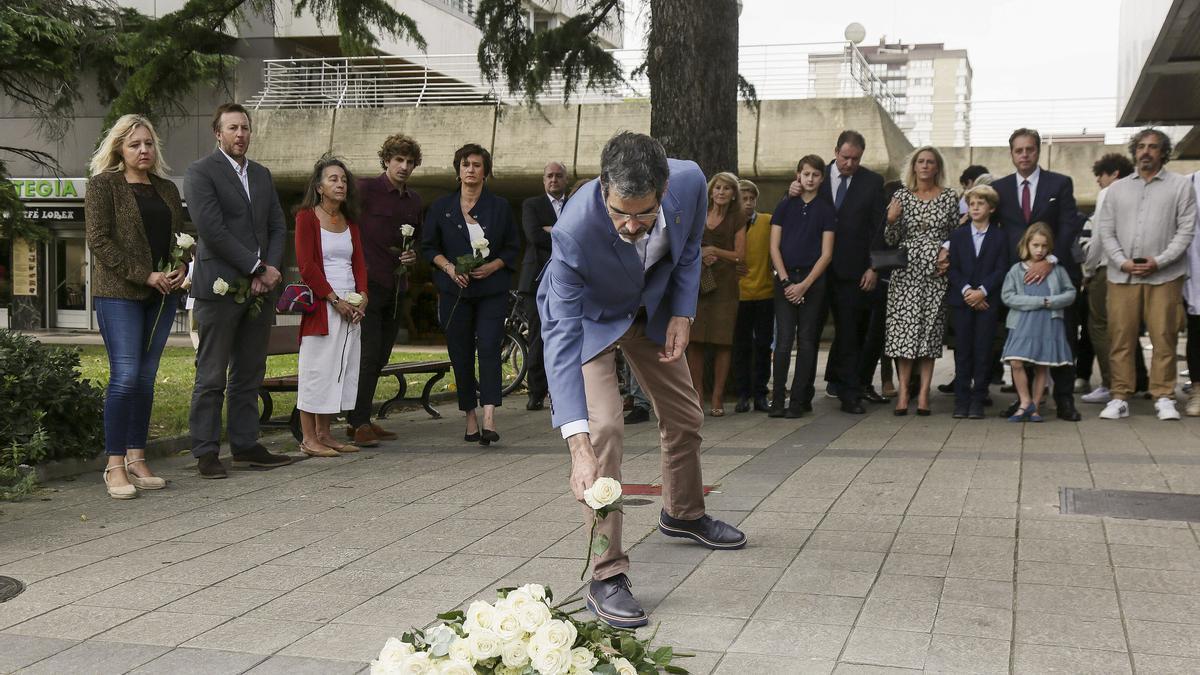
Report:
185,103,291,478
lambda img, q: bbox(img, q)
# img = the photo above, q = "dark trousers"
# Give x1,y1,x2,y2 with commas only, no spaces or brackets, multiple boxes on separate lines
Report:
773,273,827,406
858,282,889,388
952,305,1000,406
732,298,774,398
439,291,506,410
1074,289,1094,382
826,278,869,403
1049,302,1080,402
1187,314,1200,385
95,295,178,456
523,292,547,400
189,297,274,458
349,279,404,428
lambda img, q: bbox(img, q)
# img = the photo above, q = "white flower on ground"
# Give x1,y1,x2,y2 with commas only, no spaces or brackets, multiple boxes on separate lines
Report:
528,643,572,675
500,638,531,668
344,291,364,306
515,583,547,601
533,619,577,651
433,658,473,675
569,646,598,672
463,600,496,635
501,589,534,611
371,636,414,675
583,476,622,510
491,606,523,642
400,223,416,237
212,278,230,295
424,624,456,657
175,232,196,250
515,598,552,632
397,651,433,675
447,638,474,665
610,656,638,675
465,631,502,660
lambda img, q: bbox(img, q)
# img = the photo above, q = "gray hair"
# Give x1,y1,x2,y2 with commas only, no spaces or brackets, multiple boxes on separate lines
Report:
599,132,670,200
544,161,568,174
1127,128,1173,164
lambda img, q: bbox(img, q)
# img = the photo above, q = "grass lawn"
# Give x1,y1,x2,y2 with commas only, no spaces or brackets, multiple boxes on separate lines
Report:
75,345,452,441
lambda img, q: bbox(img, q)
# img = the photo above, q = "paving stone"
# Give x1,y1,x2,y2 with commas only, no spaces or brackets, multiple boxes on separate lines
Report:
159,585,285,617
753,592,863,625
1114,567,1200,595
17,639,168,674
183,616,321,654
683,563,784,592
246,591,369,623
924,634,1010,674
869,574,944,603
1017,561,1114,588
635,612,748,652
93,610,230,646
1109,545,1200,571
726,619,849,658
245,654,366,674
957,518,1015,538
890,533,955,556
0,600,56,631
1121,591,1200,624
1106,522,1199,548
1132,652,1200,674
1012,643,1131,674
1018,539,1110,566
334,595,452,629
856,596,937,633
74,581,204,612
714,653,834,674
946,554,1013,582
2,604,142,640
774,566,877,597
279,622,400,662
217,564,332,592
655,585,768,619
129,647,266,674
1013,611,1128,652
1126,619,1200,658
817,514,903,533
898,516,959,535
841,627,930,669
831,666,919,674
933,603,1012,640
939,577,1013,609
0,634,78,672
881,553,950,578
805,530,895,552
1019,519,1105,542
1014,583,1120,618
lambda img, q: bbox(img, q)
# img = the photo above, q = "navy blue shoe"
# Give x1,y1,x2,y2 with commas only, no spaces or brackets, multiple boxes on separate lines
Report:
585,574,648,628
658,511,747,550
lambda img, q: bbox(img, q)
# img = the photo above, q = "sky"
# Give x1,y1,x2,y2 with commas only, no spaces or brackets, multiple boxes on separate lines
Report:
623,0,1122,102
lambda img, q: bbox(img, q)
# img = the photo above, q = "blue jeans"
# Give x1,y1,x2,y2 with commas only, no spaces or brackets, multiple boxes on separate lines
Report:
95,295,178,456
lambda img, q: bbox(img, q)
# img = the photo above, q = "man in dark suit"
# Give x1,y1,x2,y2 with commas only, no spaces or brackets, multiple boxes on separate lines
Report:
791,130,886,413
519,161,567,410
185,103,292,478
992,128,1085,420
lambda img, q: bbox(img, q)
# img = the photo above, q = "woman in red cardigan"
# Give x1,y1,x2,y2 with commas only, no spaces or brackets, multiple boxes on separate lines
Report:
295,156,369,457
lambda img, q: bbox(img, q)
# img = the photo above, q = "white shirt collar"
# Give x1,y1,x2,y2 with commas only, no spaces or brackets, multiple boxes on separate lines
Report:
972,223,989,235
219,147,247,175
1017,166,1041,190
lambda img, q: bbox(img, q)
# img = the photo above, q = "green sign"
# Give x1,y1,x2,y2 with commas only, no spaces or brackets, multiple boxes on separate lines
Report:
9,178,86,200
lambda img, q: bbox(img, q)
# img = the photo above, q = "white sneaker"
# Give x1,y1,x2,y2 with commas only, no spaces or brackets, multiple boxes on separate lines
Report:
1081,386,1111,404
1155,397,1181,421
1187,392,1200,417
1099,399,1129,420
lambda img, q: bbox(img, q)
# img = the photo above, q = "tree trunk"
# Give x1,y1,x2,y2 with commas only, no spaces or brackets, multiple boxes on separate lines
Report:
646,0,739,178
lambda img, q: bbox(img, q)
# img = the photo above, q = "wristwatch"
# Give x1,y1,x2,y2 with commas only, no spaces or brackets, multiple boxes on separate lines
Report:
253,263,267,276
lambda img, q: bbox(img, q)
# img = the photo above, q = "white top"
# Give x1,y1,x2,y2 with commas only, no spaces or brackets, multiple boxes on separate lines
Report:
320,227,355,290
466,219,485,245
548,194,565,218
1185,172,1200,314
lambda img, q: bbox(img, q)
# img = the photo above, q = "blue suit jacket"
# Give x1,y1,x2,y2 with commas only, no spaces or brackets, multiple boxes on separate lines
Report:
946,223,1010,309
993,169,1083,284
420,187,520,298
537,158,707,429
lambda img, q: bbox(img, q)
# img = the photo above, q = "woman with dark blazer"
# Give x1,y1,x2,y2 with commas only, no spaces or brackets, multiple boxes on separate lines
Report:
421,143,520,445
84,114,188,499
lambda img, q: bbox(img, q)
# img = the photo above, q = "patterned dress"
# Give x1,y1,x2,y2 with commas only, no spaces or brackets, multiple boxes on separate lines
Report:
884,187,958,359
691,212,740,346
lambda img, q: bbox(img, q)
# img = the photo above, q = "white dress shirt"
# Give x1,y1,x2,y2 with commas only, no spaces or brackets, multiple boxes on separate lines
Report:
1017,166,1041,209
548,193,565,218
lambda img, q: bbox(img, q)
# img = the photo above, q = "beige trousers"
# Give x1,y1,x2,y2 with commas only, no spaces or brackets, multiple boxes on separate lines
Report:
1107,278,1184,400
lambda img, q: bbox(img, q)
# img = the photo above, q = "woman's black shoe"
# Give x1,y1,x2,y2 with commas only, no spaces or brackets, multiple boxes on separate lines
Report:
893,408,908,416
480,429,500,446
464,432,481,442
916,408,931,416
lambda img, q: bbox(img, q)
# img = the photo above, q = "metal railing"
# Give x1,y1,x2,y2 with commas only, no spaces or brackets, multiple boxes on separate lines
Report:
246,41,899,114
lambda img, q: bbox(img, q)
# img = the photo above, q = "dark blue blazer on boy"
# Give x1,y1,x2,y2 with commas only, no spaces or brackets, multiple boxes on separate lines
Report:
947,223,1009,309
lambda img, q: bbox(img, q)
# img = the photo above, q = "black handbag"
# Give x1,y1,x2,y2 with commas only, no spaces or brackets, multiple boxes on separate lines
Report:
869,248,908,272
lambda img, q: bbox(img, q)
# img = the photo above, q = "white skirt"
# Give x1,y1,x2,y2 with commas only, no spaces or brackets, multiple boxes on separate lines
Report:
297,291,361,414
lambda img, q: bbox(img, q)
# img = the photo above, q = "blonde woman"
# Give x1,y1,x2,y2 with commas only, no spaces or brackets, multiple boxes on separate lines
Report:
688,171,746,416
84,115,187,499
884,146,959,415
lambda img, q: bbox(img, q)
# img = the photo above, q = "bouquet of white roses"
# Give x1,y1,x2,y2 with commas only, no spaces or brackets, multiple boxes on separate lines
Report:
145,232,195,351
370,583,689,675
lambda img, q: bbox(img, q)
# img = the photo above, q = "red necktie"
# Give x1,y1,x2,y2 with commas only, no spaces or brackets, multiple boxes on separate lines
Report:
1021,180,1032,224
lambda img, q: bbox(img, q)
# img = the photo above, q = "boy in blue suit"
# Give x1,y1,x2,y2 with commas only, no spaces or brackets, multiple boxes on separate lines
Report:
538,132,747,628
947,185,1010,418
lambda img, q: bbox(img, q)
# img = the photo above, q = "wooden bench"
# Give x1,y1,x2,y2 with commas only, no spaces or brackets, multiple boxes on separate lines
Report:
256,325,452,438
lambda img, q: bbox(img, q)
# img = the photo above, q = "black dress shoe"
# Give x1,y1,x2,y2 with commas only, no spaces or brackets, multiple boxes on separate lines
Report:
840,400,866,414
968,402,985,419
658,510,747,549
623,407,650,425
197,452,227,479
585,574,647,628
230,444,293,468
753,395,771,412
525,396,545,411
861,387,888,404
916,408,931,416
1056,398,1082,421
983,395,993,407
937,382,955,394
734,396,751,413
464,432,481,443
799,401,813,413
784,406,804,419
480,429,500,446
768,406,786,418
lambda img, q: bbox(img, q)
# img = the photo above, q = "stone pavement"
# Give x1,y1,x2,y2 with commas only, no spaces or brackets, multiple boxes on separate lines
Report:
3,366,1200,674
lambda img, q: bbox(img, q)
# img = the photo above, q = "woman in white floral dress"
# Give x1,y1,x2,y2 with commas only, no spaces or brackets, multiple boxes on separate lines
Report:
884,146,959,416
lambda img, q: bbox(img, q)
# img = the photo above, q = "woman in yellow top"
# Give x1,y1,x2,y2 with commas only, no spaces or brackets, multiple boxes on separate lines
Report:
732,179,775,413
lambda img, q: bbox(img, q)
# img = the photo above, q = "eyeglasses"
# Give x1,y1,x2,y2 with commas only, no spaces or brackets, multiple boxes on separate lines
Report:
607,209,658,226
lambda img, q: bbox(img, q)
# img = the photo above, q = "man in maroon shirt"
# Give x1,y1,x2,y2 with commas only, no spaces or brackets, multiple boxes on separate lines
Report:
346,134,423,446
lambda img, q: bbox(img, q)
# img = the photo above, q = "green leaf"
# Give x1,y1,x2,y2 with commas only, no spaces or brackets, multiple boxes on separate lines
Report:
591,533,610,557
436,610,464,622
592,665,618,675
663,665,690,674
652,645,674,665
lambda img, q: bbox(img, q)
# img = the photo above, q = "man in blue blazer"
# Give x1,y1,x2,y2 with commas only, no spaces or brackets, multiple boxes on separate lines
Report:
538,132,746,628
992,128,1085,420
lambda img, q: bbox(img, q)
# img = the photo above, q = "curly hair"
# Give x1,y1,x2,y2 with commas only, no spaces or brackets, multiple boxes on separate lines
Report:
378,134,422,168
1127,128,1172,165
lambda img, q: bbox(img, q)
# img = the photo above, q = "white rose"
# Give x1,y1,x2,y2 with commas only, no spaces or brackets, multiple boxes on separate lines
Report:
516,583,547,601
610,656,637,675
447,637,474,665
401,223,416,237
583,476,622,510
370,662,400,675
212,278,230,295
503,589,534,611
516,599,552,632
491,606,523,642
398,652,434,675
344,291,364,306
530,645,572,675
424,624,456,658
462,600,496,635
471,237,490,251
466,631,502,661
175,232,196,250
533,619,577,651
569,647,598,672
501,638,531,668
434,658,473,675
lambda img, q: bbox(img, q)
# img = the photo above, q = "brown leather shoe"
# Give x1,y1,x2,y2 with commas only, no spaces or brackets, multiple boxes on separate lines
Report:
369,422,397,440
351,424,380,447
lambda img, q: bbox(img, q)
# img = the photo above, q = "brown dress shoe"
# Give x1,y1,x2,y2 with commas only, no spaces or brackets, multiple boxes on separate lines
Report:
352,424,380,447
369,422,397,440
